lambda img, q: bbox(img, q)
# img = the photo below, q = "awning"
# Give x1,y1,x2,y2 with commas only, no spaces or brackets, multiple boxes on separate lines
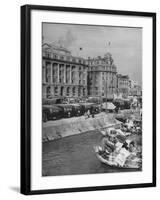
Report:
102,102,116,110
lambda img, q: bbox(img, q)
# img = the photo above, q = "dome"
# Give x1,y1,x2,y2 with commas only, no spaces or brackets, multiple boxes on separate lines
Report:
104,52,112,58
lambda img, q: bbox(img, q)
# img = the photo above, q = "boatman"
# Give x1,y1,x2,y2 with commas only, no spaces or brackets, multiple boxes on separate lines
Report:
101,130,117,154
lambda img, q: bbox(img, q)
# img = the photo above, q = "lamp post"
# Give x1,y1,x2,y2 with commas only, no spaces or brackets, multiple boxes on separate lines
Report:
105,68,108,113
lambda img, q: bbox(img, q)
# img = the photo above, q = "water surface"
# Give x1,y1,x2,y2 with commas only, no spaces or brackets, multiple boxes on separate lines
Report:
42,131,140,176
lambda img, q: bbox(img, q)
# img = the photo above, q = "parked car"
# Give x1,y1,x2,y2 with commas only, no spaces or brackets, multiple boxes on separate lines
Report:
79,103,95,115
56,104,73,118
42,105,63,122
123,100,131,109
91,104,101,114
69,104,83,116
113,99,125,110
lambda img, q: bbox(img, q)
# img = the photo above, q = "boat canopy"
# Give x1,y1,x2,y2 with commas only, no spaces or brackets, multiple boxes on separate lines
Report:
102,102,116,110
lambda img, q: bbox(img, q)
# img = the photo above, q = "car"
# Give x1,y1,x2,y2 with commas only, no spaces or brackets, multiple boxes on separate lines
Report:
42,105,63,122
56,104,73,118
68,104,83,116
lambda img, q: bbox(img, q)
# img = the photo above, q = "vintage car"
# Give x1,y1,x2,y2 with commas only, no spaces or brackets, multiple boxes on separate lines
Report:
79,103,94,115
42,105,63,122
69,104,83,116
91,104,101,114
56,104,73,118
78,103,101,115
113,99,131,110
123,100,131,109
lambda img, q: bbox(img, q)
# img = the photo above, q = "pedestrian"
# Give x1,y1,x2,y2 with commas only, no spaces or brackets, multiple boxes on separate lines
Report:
87,109,90,118
84,111,88,119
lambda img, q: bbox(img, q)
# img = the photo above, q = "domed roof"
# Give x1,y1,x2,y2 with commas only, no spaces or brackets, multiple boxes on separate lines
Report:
104,52,112,58
50,42,71,54
42,42,71,55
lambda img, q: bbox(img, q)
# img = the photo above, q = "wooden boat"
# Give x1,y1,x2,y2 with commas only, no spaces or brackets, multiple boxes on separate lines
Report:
94,146,141,169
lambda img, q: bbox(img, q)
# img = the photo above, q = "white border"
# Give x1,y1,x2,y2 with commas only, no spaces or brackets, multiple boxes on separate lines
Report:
31,10,153,190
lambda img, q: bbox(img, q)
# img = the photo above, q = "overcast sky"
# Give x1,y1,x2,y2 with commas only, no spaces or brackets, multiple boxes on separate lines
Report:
43,23,142,85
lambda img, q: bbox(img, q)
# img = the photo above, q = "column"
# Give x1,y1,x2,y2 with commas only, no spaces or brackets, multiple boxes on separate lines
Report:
69,86,72,97
70,65,72,84
77,66,79,85
76,86,78,97
42,66,46,84
51,85,54,97
57,63,60,83
64,65,66,83
42,85,45,99
50,62,53,84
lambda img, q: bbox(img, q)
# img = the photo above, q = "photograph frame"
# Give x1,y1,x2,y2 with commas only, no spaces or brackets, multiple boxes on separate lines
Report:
21,4,156,195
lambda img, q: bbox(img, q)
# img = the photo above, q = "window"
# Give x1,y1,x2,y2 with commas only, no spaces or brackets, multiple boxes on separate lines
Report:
66,56,70,61
46,63,51,83
72,66,75,71
78,87,81,96
54,87,58,96
60,87,64,96
46,86,51,98
83,88,86,96
46,52,50,58
53,54,57,59
66,87,70,96
72,87,76,96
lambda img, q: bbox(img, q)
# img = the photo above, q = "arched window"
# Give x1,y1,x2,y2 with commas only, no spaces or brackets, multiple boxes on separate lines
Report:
60,87,64,96
83,88,86,96
78,87,81,97
46,62,51,83
72,87,76,96
46,86,51,98
66,87,70,96
52,63,58,83
54,87,58,96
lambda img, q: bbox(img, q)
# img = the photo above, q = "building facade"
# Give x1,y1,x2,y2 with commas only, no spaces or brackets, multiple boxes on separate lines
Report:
42,43,138,102
128,79,142,96
116,74,129,97
87,53,117,100
42,43,88,100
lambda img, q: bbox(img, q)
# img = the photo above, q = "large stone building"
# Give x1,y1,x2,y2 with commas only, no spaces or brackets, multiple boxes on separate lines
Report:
128,79,142,96
42,43,135,102
116,74,129,97
42,43,88,100
87,53,117,101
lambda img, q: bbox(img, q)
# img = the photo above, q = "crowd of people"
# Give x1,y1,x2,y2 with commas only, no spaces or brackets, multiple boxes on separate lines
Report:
97,117,142,168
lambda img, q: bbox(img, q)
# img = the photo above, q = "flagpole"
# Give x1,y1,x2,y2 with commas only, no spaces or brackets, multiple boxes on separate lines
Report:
105,41,111,113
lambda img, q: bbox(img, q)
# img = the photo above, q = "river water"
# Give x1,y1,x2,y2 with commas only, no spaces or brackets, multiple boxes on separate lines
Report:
42,130,139,176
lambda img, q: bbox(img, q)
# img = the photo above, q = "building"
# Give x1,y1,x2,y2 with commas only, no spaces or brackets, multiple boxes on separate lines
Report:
87,53,117,101
42,43,138,102
129,79,142,96
42,43,88,100
116,74,129,97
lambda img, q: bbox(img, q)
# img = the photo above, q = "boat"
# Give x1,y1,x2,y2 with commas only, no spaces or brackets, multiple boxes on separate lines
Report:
94,146,141,169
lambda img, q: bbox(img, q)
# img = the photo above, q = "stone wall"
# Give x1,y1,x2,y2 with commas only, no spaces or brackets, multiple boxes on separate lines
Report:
42,114,121,142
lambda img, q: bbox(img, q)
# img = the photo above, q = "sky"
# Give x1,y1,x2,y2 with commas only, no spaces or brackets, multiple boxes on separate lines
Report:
43,23,142,85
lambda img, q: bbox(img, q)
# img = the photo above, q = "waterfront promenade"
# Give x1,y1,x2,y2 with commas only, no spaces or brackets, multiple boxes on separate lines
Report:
42,109,140,142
